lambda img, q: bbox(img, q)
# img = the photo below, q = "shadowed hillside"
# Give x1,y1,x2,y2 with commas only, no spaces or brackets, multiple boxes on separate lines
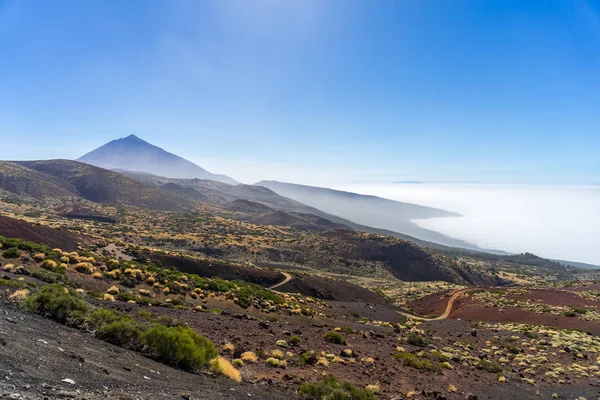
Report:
7,160,196,212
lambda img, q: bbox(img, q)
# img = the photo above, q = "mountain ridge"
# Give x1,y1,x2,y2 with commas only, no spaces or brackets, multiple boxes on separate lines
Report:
255,180,478,249
78,134,238,185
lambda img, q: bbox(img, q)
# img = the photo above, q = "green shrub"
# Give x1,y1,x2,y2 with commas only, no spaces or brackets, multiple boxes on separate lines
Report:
86,308,129,329
563,311,577,318
32,269,69,284
3,247,20,258
406,332,428,347
429,350,449,362
290,336,301,346
505,345,520,354
323,331,346,345
298,375,376,400
298,351,318,365
141,325,217,371
394,351,441,372
0,278,36,289
23,284,90,325
0,236,54,256
476,359,502,373
571,307,589,314
97,320,142,349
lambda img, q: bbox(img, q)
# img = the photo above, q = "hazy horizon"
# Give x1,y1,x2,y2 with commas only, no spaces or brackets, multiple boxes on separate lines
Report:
327,183,600,266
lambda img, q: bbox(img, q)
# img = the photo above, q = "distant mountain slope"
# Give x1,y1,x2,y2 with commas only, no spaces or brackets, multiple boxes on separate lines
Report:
0,161,77,198
121,170,476,248
119,170,331,213
245,210,351,232
255,180,474,248
11,160,195,212
78,135,238,185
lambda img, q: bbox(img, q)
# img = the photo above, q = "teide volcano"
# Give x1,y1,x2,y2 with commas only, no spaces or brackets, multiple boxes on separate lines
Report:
78,134,238,185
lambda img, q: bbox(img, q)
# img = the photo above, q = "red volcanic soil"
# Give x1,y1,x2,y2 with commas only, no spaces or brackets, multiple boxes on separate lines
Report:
562,282,600,292
449,294,600,336
408,290,453,316
505,288,600,310
0,215,92,251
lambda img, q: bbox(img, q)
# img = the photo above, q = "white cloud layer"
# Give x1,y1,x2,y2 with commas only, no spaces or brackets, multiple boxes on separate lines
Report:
327,183,600,265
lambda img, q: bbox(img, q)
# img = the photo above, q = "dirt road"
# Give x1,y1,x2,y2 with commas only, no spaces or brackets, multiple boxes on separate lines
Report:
269,272,293,290
398,289,469,321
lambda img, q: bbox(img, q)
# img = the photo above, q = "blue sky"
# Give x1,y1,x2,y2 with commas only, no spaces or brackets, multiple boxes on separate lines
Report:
1,0,599,184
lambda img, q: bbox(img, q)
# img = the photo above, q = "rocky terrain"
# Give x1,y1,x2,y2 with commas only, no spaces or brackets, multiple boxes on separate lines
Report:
1,147,598,399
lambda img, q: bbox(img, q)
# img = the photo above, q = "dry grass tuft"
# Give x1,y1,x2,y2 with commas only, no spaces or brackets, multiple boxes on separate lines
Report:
223,342,235,353
103,293,115,301
241,351,258,363
213,356,242,382
9,289,30,301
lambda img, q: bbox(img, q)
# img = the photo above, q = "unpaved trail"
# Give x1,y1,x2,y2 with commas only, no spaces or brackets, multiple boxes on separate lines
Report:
269,272,293,290
398,289,470,321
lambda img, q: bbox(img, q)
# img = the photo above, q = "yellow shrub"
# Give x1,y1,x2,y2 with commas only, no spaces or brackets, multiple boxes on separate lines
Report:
9,289,30,301
75,262,94,274
365,383,380,394
270,349,284,359
213,356,241,382
316,357,329,367
448,385,457,393
103,293,115,301
2,264,14,272
223,343,235,353
241,351,258,363
92,272,103,279
163,287,171,294
60,256,70,263
52,248,63,255
33,253,46,261
107,285,120,294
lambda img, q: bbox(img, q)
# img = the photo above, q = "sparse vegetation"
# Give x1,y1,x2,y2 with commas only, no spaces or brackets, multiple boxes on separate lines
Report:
323,331,346,345
394,351,441,372
476,359,502,373
298,376,377,400
406,332,428,347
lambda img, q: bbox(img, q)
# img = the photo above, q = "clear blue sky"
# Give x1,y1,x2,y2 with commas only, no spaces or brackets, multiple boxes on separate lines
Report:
1,0,599,184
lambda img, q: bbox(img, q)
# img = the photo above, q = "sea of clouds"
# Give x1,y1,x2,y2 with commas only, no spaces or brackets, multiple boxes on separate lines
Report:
328,183,600,265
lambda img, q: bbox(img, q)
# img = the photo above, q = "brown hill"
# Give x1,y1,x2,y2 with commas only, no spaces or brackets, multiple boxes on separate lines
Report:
0,161,77,198
276,230,505,286
11,160,196,212
0,215,92,251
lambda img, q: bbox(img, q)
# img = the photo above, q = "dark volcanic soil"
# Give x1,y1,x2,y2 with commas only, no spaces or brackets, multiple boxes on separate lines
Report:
0,298,293,400
0,215,92,251
275,274,387,303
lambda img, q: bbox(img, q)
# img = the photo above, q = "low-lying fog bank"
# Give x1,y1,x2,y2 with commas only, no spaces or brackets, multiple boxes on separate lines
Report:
327,183,600,265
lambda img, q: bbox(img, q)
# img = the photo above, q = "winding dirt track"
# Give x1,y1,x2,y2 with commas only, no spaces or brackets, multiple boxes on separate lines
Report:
269,272,293,290
398,288,470,321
